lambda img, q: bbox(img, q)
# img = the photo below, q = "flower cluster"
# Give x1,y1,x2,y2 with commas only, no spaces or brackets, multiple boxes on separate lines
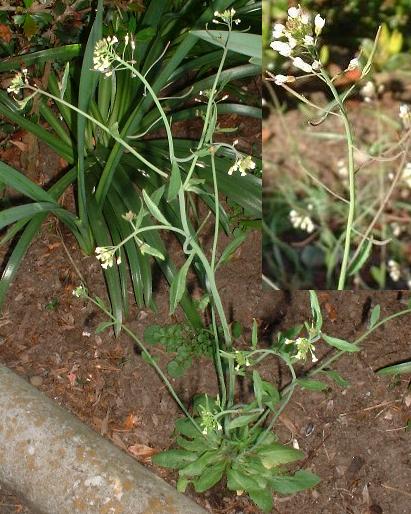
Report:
403,162,411,188
213,9,241,26
93,36,119,77
270,5,325,75
122,210,136,223
7,68,28,95
234,350,252,373
72,284,88,298
228,154,256,176
95,246,121,269
388,259,401,282
198,404,222,435
289,209,315,233
285,336,318,363
399,104,411,129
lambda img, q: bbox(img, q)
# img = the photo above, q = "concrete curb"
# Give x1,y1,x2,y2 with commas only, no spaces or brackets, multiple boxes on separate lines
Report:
0,364,207,514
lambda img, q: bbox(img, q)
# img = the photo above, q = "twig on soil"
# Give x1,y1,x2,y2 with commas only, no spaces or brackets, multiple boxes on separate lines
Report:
381,484,411,498
57,227,86,285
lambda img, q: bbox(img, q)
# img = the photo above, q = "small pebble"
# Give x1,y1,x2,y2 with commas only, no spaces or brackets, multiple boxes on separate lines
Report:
30,376,43,387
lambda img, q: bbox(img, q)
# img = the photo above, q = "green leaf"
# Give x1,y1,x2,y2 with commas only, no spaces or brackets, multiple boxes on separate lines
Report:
176,477,189,493
175,418,202,439
0,45,81,73
376,361,411,376
59,62,70,99
167,358,191,378
77,0,103,223
227,468,259,492
320,370,350,388
227,412,260,430
297,379,328,391
169,253,195,315
368,305,381,329
251,318,258,349
180,450,221,478
309,290,323,331
191,31,261,60
253,371,263,409
322,334,360,353
193,461,225,493
248,488,273,513
258,443,303,469
217,232,247,267
95,321,114,334
23,15,38,40
142,189,170,226
271,470,321,495
152,449,197,469
261,381,280,409
348,239,372,276
167,162,181,202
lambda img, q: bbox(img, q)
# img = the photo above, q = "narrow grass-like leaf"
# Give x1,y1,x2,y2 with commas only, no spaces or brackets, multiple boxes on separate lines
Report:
376,361,411,376
322,334,360,353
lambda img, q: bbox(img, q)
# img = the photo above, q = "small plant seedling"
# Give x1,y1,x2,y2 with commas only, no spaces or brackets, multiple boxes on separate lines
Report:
144,324,214,378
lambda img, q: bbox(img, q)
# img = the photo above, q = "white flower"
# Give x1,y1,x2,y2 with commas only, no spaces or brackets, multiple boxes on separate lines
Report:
93,38,118,76
286,337,318,363
402,162,411,187
346,57,360,71
272,23,285,39
7,72,26,94
288,6,301,19
273,74,294,85
399,104,411,128
388,260,401,282
72,285,88,298
301,12,311,24
312,60,321,71
95,246,116,269
360,81,376,102
228,155,256,176
304,35,314,46
314,14,325,35
289,209,315,233
287,35,297,49
292,57,313,73
270,40,292,57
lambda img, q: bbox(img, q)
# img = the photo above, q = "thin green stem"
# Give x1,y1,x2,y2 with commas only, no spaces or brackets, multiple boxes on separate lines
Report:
25,86,168,178
320,71,356,290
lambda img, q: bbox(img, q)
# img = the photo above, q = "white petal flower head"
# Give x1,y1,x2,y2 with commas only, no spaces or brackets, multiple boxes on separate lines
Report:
287,35,297,49
304,35,314,46
301,12,311,24
314,14,325,35
288,6,301,19
292,57,313,73
273,74,295,86
399,104,409,119
272,23,285,39
347,57,360,71
312,60,321,71
270,40,292,57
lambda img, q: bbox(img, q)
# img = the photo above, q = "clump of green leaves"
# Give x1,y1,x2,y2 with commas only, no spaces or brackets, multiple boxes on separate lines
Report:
153,393,320,513
144,324,214,377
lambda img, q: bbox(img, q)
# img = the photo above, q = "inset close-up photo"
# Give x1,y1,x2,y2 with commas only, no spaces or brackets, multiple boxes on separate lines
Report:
263,0,411,290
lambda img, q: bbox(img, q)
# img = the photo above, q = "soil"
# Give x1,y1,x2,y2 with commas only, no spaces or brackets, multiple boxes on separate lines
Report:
262,81,411,290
